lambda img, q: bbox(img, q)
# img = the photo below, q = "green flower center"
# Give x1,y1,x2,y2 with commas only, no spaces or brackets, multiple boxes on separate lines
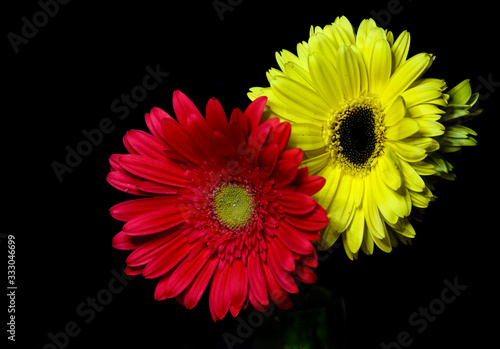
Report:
213,183,254,229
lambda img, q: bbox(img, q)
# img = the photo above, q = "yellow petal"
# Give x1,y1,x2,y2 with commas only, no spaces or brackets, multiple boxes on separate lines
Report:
289,123,325,151
346,208,364,253
385,96,406,127
391,30,411,71
409,189,432,208
368,38,392,93
271,75,331,121
254,87,323,126
352,177,364,208
382,52,433,107
364,185,386,240
315,164,341,208
387,140,427,162
385,117,419,141
337,45,367,99
327,173,355,233
414,119,445,137
407,104,445,119
342,233,357,260
355,18,378,53
369,170,399,224
402,79,446,108
399,160,425,192
377,152,402,191
361,230,375,255
301,152,330,175
283,62,314,88
372,226,393,253
334,16,356,44
324,22,355,51
318,223,341,251
277,49,302,69
309,32,337,61
308,52,343,109
411,161,437,176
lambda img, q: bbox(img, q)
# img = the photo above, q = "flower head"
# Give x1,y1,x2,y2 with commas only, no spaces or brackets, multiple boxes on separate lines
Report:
107,91,328,320
249,16,478,258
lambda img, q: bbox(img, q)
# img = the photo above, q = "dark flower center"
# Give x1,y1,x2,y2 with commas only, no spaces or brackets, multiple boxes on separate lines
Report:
337,106,377,166
325,94,386,176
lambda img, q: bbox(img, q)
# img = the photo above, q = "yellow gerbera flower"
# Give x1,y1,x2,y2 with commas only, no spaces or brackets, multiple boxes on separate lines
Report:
249,16,459,259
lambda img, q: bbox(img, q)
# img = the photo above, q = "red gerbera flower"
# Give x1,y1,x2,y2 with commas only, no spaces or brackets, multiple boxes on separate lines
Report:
107,91,328,320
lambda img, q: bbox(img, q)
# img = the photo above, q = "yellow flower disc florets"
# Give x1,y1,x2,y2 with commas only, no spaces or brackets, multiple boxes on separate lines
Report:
324,94,386,177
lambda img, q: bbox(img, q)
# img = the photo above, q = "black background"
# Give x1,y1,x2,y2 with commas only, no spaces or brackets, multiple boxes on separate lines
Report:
3,0,498,348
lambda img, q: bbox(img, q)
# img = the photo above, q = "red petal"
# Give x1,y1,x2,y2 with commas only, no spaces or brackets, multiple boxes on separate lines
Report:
106,171,146,196
284,205,329,231
261,262,293,309
118,154,186,188
142,236,191,279
247,123,272,164
123,130,168,160
266,244,299,294
243,96,267,133
161,118,205,164
301,249,318,268
294,263,317,284
295,175,326,196
247,256,269,307
259,144,279,173
267,237,295,272
109,154,121,171
277,191,318,215
268,120,291,154
229,259,248,311
209,264,231,321
146,107,174,142
162,248,211,299
276,221,314,255
280,220,320,243
229,108,248,139
123,206,187,236
154,270,174,300
135,181,179,195
211,130,239,157
125,265,144,275
183,255,218,309
186,113,214,156
205,97,229,136
172,90,204,129
126,231,183,267
228,120,247,154
248,285,270,313
110,196,180,222
272,160,298,187
112,231,141,250
279,148,303,165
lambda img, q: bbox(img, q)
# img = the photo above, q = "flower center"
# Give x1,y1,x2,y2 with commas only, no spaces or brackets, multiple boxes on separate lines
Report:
324,94,386,176
213,183,254,230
